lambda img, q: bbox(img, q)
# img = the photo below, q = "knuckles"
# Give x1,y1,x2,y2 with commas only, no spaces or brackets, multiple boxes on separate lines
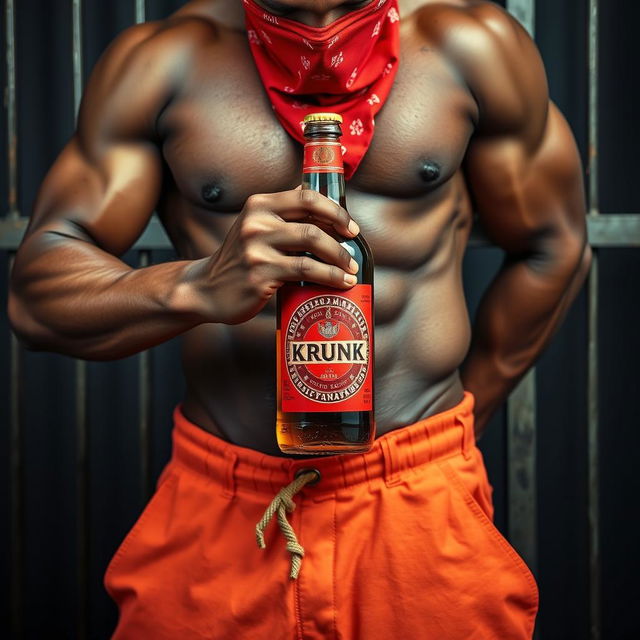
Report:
238,213,274,242
298,188,318,206
243,245,270,268
294,255,314,276
244,193,268,211
299,223,320,243
234,190,351,291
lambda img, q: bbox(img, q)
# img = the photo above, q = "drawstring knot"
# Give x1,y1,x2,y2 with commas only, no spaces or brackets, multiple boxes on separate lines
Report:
255,470,320,579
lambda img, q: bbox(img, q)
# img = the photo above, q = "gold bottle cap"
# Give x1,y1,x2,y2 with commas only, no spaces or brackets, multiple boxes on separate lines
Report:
303,112,343,124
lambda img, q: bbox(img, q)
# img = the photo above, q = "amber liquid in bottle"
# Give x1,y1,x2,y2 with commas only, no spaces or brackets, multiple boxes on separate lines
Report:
276,115,375,455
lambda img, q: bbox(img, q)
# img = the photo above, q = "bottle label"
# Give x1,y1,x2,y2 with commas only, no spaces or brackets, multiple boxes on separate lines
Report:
303,141,344,174
280,284,373,413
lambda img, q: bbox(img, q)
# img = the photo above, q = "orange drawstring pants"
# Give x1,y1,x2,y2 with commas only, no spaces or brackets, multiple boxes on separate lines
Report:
105,391,539,639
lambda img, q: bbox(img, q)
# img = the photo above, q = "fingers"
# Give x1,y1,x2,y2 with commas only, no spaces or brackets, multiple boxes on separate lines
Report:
245,190,360,238
240,189,362,290
277,254,359,288
272,222,359,276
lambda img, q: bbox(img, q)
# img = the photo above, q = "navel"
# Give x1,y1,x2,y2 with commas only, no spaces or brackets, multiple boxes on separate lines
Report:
202,183,223,204
420,161,441,183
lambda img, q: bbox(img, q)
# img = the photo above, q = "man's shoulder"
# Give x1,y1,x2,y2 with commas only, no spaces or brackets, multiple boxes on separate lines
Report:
413,0,521,45
413,0,547,134
100,12,223,80
78,12,225,141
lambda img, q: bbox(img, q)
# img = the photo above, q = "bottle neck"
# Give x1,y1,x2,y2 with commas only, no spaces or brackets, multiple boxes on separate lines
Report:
302,135,346,206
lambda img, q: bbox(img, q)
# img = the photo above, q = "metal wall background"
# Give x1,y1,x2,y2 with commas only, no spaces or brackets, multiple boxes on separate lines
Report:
1,0,639,638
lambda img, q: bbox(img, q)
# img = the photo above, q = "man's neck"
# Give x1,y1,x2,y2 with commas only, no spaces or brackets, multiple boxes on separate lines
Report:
173,0,451,32
173,0,247,30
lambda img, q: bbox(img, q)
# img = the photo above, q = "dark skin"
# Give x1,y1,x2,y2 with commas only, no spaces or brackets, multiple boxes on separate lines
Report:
8,0,591,456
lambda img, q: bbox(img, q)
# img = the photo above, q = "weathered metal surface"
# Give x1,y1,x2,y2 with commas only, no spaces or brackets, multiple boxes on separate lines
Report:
587,1,601,638
4,215,640,250
138,250,154,500
71,2,90,637
135,0,146,25
507,369,538,575
507,0,535,36
75,359,89,640
587,215,640,247
5,0,18,218
498,5,540,610
9,254,24,639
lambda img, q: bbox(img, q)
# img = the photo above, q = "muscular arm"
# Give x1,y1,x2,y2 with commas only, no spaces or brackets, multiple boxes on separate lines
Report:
8,17,360,361
450,5,592,437
8,22,207,360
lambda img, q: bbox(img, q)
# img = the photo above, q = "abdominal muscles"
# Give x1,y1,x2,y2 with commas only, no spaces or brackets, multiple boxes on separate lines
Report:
180,251,472,446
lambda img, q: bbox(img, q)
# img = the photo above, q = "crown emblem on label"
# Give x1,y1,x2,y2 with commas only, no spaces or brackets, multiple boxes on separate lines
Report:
318,320,339,339
312,146,335,165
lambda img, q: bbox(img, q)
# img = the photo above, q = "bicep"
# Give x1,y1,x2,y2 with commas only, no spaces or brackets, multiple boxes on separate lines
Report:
20,20,170,258
27,132,162,256
464,101,587,257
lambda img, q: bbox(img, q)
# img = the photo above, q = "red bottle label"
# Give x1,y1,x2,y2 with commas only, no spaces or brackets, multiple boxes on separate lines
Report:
303,141,344,174
280,284,373,413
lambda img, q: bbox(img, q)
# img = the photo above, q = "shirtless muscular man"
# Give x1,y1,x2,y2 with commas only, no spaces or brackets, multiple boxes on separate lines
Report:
8,1,591,638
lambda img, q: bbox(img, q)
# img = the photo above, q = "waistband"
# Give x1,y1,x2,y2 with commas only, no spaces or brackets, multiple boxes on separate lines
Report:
170,391,476,498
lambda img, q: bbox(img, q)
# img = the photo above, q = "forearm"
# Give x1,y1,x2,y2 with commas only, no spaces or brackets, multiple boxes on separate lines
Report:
460,240,592,438
8,234,206,360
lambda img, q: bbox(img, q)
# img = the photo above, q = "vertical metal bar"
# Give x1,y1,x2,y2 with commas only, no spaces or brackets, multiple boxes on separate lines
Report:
6,0,18,218
588,0,600,216
507,0,535,36
587,254,600,640
72,0,84,116
138,251,153,500
9,256,25,638
133,0,152,501
135,0,146,24
75,359,88,639
506,368,538,573
72,1,89,637
7,0,22,635
506,0,538,604
587,1,601,639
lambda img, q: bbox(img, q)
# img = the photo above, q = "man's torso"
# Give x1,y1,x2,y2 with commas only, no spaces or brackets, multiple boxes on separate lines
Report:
150,0,481,454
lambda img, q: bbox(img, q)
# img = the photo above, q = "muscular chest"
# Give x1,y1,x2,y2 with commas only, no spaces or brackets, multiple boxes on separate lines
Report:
159,30,476,260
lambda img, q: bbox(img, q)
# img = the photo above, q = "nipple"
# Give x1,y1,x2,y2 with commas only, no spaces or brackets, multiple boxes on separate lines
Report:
420,161,440,183
202,184,223,203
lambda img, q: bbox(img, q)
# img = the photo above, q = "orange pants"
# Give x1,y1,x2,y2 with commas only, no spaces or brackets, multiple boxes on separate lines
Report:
105,391,538,639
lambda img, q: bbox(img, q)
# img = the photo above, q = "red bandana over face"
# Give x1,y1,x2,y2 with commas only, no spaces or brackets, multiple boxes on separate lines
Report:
243,0,400,180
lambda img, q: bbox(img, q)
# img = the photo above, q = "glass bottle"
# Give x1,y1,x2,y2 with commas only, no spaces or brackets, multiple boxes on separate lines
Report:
276,112,375,455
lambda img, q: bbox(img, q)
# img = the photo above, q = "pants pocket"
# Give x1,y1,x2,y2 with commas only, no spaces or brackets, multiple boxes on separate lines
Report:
103,464,178,593
437,460,539,638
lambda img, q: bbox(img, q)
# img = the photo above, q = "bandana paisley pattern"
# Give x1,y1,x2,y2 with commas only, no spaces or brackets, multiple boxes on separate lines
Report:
243,0,400,180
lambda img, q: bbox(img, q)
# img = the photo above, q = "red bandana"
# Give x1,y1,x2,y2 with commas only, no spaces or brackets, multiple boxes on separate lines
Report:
243,0,400,180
